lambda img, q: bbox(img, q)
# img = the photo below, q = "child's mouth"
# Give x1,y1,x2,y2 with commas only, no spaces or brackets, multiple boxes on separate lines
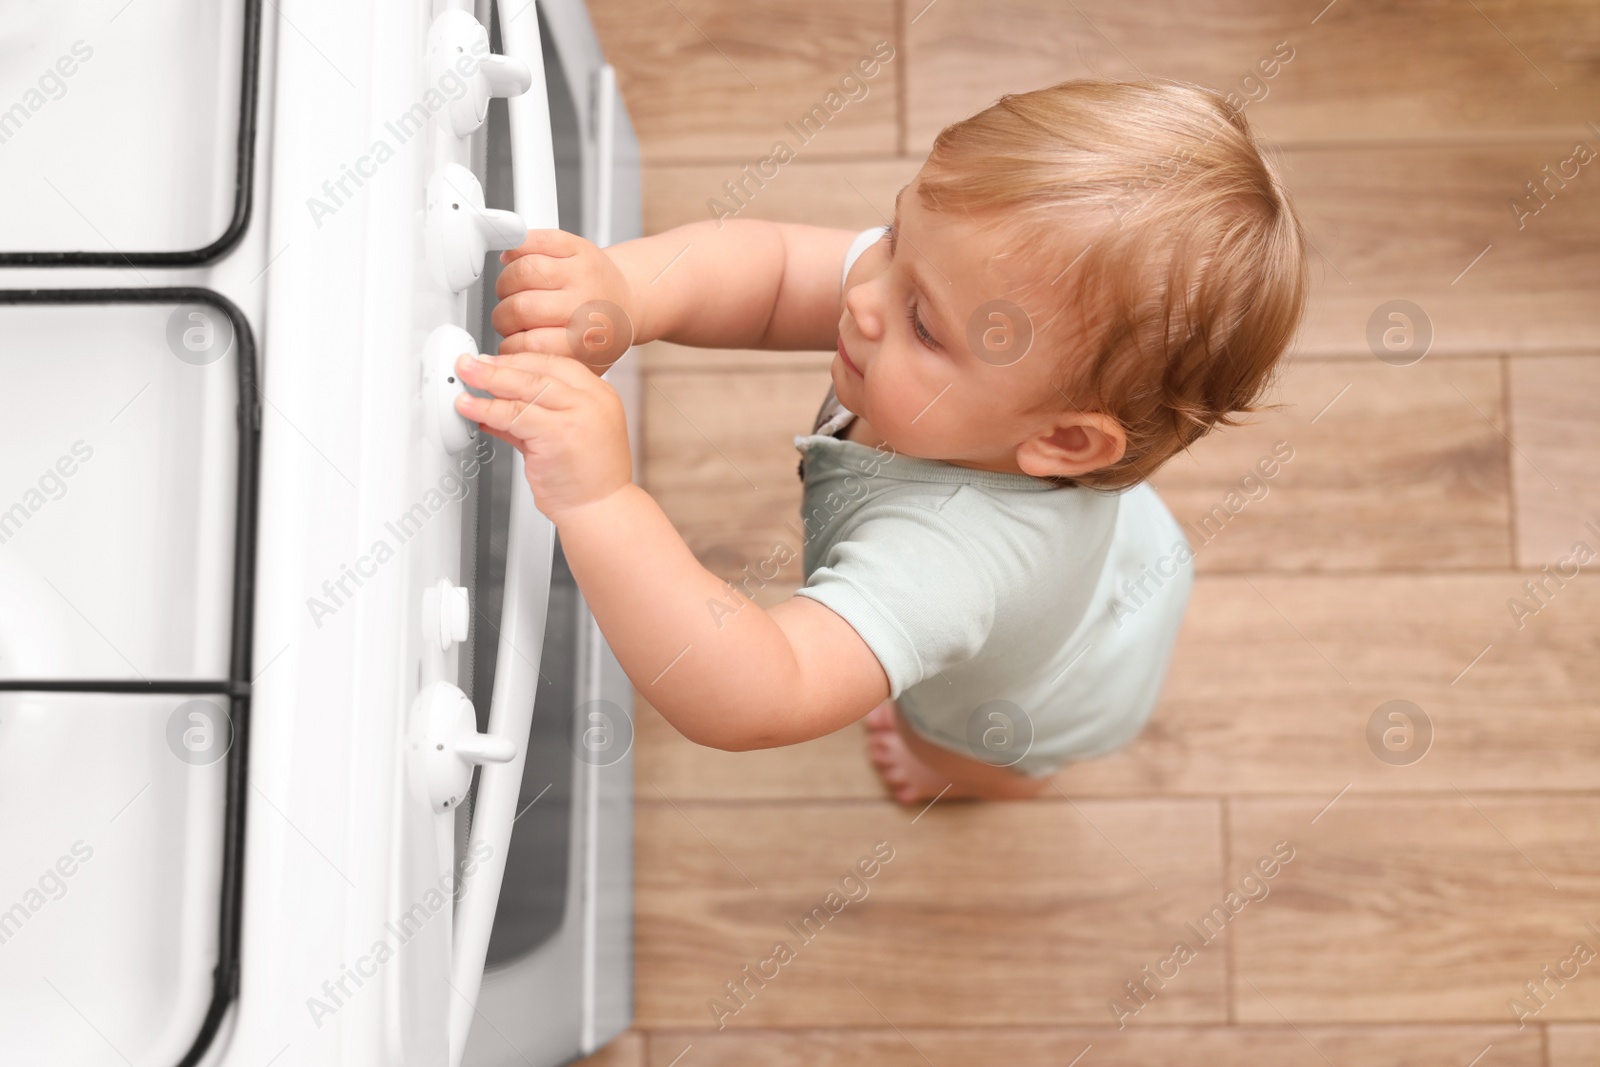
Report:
837,337,863,377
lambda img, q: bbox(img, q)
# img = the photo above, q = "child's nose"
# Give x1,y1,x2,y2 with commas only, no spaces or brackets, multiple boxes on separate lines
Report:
843,281,884,340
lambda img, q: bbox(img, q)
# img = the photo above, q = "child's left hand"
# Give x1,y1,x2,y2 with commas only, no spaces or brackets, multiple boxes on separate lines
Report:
453,350,632,521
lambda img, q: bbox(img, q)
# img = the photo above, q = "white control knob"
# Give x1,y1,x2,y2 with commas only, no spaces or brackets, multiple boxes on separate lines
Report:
426,10,533,138
425,163,527,293
415,681,516,813
421,323,484,454
422,579,471,652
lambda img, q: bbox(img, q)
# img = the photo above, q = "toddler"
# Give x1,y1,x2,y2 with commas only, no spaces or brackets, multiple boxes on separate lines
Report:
454,78,1309,803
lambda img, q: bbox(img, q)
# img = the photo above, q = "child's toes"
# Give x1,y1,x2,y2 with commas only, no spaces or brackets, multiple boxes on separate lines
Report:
867,735,911,792
868,732,900,766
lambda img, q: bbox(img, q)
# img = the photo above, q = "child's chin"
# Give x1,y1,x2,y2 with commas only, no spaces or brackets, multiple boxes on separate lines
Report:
831,359,857,402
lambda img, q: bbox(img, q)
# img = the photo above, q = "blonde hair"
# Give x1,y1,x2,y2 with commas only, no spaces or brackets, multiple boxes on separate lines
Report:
918,78,1309,489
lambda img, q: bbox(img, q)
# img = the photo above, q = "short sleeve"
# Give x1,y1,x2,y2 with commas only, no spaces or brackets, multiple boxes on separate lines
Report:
794,496,997,697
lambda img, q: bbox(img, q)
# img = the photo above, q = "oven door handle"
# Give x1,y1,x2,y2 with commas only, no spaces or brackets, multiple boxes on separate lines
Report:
448,3,561,1063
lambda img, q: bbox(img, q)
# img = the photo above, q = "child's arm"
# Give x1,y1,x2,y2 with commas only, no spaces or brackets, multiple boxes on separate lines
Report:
453,349,890,750
491,220,863,356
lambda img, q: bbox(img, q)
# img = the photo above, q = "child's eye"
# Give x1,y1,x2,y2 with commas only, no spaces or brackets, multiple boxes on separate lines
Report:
907,303,939,349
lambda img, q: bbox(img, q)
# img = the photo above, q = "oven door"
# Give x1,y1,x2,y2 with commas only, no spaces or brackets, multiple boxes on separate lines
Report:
453,1,637,1064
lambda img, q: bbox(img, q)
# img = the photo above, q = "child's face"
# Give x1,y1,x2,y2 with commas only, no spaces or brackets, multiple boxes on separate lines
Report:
833,174,1109,476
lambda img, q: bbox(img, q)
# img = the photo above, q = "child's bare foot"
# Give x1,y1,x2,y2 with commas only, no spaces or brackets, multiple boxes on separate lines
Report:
864,699,1052,804
868,719,961,803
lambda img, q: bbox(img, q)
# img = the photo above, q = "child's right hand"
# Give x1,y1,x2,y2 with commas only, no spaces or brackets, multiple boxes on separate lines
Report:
491,229,640,373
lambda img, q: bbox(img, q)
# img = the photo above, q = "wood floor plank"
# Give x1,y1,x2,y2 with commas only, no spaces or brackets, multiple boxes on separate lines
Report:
903,0,1600,149
573,1031,644,1067
1231,795,1600,1023
587,0,898,163
634,573,1600,800
1271,144,1600,357
1149,356,1510,572
633,799,1225,1028
635,691,882,801
643,1025,1540,1066
1068,572,1600,796
1507,354,1600,568
1549,1025,1600,1065
643,365,832,590
643,159,920,236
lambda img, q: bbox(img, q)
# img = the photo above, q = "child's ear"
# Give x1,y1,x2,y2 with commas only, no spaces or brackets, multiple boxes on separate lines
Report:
1015,412,1126,479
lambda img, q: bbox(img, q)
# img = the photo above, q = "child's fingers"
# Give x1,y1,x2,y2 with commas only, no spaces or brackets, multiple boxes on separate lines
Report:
456,354,577,408
494,251,569,299
455,387,562,438
498,228,583,265
491,287,572,337
469,349,598,393
497,327,570,358
499,329,618,378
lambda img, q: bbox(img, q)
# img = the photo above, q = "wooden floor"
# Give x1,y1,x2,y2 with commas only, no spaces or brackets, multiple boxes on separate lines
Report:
577,2,1600,1064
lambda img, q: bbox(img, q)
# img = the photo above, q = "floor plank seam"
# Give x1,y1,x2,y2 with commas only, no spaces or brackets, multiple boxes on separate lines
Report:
1221,796,1236,1027
1501,351,1522,568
